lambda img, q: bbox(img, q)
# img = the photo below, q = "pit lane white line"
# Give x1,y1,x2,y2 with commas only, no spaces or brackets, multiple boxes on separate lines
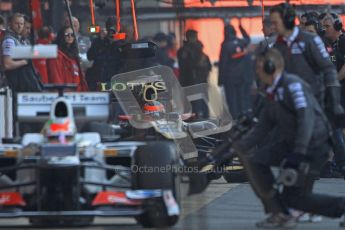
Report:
180,178,239,219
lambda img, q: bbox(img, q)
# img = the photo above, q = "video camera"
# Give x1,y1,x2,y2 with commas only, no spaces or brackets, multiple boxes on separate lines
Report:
228,115,258,141
276,160,310,187
199,115,258,171
88,25,101,34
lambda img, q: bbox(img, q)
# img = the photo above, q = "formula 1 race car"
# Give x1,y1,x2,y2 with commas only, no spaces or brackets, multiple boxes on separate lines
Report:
0,85,181,228
108,59,252,185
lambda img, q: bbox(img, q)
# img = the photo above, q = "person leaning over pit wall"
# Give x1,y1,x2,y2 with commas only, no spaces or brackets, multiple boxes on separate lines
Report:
2,13,41,93
0,15,6,88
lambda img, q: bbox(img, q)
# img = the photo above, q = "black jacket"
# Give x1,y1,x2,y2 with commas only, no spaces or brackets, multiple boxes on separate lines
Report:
177,41,211,87
273,27,339,98
240,72,330,155
154,47,174,70
86,37,124,90
330,33,345,72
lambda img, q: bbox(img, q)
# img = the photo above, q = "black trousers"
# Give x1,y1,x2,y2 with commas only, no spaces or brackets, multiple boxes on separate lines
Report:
238,141,345,218
225,84,246,120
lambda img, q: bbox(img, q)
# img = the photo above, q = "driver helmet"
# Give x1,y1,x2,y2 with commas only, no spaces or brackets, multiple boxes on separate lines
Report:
142,101,165,118
45,118,76,137
43,98,77,143
43,117,77,144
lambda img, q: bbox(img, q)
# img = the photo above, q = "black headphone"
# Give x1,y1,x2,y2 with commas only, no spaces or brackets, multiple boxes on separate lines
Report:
259,46,276,75
330,12,343,31
280,3,296,30
264,58,276,75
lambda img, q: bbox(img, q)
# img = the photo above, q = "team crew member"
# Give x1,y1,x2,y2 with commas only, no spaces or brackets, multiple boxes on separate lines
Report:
321,13,345,106
235,48,345,228
218,23,251,119
259,17,277,49
0,15,6,87
271,4,341,110
177,29,212,118
303,14,324,38
2,13,41,92
270,3,345,174
299,11,319,31
317,12,345,177
21,15,32,45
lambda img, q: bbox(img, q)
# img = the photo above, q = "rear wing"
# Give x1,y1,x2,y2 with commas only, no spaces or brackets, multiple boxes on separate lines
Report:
17,92,110,126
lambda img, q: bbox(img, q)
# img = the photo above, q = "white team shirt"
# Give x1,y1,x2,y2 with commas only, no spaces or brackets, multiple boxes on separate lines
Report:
2,38,16,56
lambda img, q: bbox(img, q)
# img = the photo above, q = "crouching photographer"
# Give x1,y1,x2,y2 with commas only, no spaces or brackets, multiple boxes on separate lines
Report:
234,48,345,228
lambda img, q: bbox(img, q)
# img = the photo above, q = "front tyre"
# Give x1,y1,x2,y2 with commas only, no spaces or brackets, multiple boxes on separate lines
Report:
132,141,180,228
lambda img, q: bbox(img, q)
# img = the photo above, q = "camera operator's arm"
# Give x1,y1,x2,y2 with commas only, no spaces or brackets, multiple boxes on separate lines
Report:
87,38,103,61
239,106,274,151
287,82,314,155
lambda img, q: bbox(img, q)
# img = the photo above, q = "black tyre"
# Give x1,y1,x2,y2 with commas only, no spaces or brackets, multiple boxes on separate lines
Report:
132,141,180,228
188,172,210,194
206,169,223,181
186,150,211,194
222,164,248,183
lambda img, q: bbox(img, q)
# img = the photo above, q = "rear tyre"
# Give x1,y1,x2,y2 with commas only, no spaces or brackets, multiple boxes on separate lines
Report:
132,141,180,228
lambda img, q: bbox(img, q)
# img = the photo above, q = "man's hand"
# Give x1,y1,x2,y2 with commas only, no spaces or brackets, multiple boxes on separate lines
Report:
337,65,345,81
3,56,28,71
